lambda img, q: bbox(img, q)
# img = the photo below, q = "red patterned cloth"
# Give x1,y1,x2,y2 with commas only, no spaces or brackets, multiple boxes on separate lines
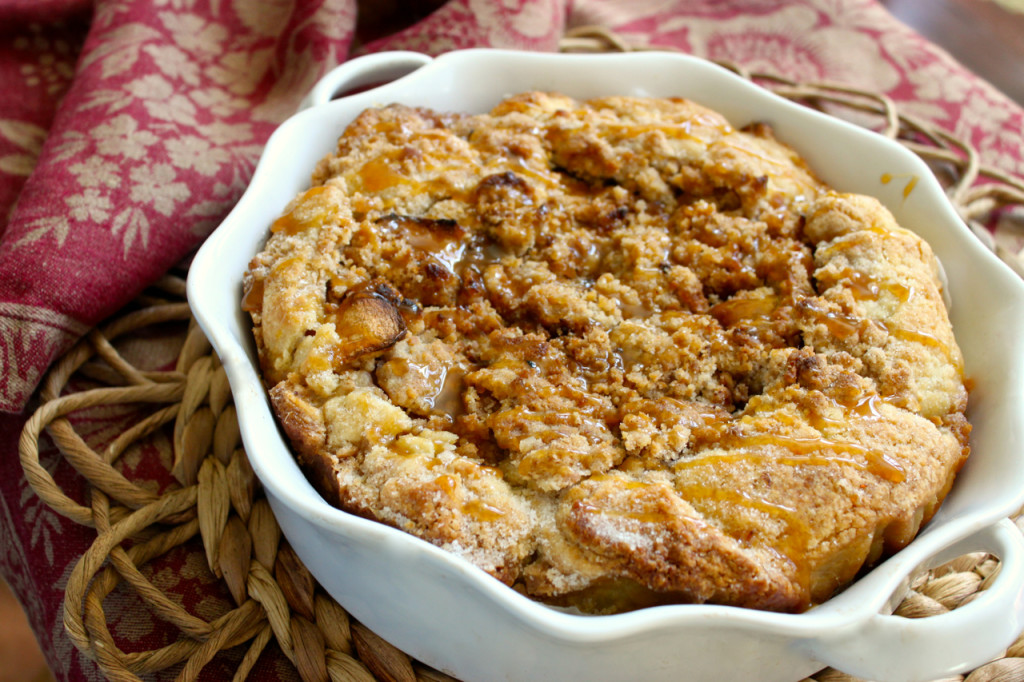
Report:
1,1,1022,680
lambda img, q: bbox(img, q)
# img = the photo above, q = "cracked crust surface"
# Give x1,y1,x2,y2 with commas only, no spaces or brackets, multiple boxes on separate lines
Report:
243,92,970,613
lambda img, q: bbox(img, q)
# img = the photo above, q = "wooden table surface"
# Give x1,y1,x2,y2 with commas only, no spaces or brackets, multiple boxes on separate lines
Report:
0,578,53,682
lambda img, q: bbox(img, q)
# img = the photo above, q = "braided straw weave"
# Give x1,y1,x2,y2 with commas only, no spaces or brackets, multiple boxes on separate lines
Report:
18,28,1024,682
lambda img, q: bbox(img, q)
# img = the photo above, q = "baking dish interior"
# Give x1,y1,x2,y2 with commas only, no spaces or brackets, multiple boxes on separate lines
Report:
188,49,1024,639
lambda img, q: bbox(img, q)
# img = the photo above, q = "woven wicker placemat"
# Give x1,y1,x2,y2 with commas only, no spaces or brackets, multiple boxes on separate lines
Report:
18,29,1024,682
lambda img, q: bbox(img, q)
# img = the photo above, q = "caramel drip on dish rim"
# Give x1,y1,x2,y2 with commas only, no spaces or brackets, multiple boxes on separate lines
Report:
880,172,919,199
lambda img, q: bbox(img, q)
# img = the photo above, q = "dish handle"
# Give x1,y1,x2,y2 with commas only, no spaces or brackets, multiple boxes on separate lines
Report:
299,51,434,110
809,518,1024,682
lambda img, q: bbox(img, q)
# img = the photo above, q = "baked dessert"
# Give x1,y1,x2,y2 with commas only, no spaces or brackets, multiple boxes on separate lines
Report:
242,92,970,613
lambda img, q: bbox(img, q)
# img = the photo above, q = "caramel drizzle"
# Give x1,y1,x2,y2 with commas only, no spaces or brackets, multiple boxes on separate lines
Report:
679,389,906,484
424,365,466,417
588,475,801,546
665,391,906,582
676,483,799,518
572,479,808,587
433,473,507,522
357,147,567,197
800,300,885,341
801,298,957,368
886,325,952,358
807,393,885,429
270,186,336,235
676,482,811,591
358,156,411,193
816,267,912,305
708,294,779,328
717,134,792,169
597,120,721,143
252,256,305,307
377,214,469,275
675,435,905,484
815,226,893,260
574,500,673,527
801,263,952,361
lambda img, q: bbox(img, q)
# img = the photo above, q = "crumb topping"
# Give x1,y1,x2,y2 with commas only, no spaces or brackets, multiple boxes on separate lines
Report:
244,92,970,613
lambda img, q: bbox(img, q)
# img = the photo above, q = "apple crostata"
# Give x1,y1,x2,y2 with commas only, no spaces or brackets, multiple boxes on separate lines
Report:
242,92,970,613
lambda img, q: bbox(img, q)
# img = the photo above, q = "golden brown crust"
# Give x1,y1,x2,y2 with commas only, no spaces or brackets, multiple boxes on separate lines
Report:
244,92,970,613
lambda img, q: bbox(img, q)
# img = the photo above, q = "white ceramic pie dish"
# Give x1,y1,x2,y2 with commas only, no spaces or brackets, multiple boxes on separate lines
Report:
188,49,1024,682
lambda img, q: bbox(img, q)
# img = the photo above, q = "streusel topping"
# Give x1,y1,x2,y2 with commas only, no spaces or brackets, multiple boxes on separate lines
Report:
243,92,969,613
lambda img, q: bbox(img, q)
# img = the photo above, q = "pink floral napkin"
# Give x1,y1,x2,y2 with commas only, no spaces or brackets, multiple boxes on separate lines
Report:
1,1,1022,680
2,0,1023,414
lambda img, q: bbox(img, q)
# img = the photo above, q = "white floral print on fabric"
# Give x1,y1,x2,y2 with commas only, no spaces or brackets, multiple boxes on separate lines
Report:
0,0,358,413
0,120,47,177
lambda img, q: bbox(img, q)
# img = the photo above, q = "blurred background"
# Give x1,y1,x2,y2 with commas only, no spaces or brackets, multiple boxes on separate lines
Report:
1,1,1021,681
